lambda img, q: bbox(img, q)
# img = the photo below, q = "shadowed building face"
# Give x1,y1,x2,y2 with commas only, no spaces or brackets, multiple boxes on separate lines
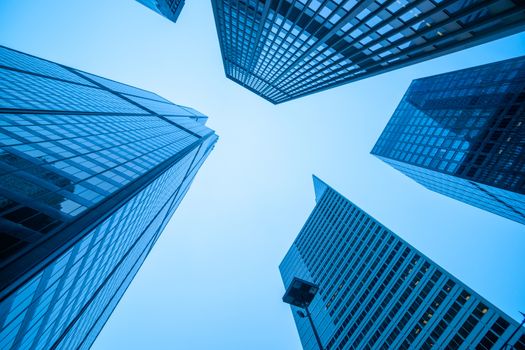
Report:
372,55,525,224
211,0,525,104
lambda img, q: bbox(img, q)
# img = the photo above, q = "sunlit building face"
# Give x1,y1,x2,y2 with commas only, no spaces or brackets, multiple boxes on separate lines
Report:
0,46,217,350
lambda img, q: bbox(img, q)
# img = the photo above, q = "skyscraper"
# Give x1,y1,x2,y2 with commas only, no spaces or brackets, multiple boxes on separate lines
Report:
136,0,185,22
0,46,217,349
372,55,525,225
280,176,525,350
211,0,525,104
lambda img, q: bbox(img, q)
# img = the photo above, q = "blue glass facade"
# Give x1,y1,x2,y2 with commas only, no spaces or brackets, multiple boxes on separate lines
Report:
0,46,217,349
136,0,185,23
280,176,525,350
372,56,525,224
211,0,525,104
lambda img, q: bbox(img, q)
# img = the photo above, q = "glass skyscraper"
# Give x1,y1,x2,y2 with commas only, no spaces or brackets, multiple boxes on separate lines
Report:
0,46,217,349
280,176,525,350
372,55,525,225
136,0,185,22
210,0,525,104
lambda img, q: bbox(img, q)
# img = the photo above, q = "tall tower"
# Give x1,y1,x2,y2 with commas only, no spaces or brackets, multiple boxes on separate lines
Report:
0,46,217,349
211,0,525,103
372,55,525,225
280,176,525,350
136,0,185,22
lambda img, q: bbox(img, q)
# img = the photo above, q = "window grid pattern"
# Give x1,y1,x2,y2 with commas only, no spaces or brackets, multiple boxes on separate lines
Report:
135,0,185,23
212,0,525,103
0,46,217,261
0,149,196,350
372,55,525,225
279,178,525,350
0,47,95,86
0,69,145,113
0,46,217,350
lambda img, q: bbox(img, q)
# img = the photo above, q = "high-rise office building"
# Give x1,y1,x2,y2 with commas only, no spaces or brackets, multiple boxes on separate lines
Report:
136,0,185,22
211,0,525,104
0,46,217,349
280,176,525,350
372,56,525,225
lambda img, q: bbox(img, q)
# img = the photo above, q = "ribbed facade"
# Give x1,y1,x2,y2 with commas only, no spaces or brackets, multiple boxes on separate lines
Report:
372,55,525,224
280,176,525,350
211,0,525,104
0,46,217,349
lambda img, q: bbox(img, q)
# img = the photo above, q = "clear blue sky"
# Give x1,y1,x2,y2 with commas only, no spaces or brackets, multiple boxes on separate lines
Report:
1,1,524,349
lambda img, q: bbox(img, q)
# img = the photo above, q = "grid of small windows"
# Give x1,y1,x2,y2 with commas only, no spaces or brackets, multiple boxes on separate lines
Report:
0,147,202,350
57,145,214,350
0,68,145,113
372,100,473,175
0,46,95,86
475,317,511,350
372,55,525,192
0,46,218,350
397,278,456,349
338,251,432,348
279,180,525,350
136,0,185,22
368,270,453,349
69,136,216,350
0,46,218,262
212,0,525,103
442,302,489,349
408,289,470,348
0,114,199,260
372,56,525,225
